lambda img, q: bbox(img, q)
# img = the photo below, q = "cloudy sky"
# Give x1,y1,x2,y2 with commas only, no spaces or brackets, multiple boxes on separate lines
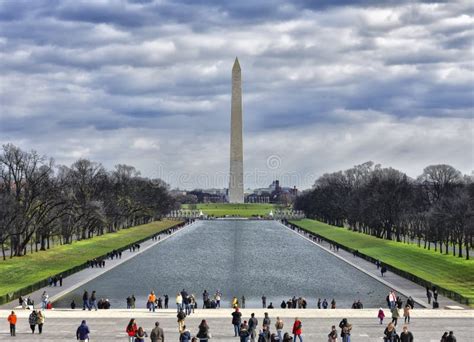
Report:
0,0,472,189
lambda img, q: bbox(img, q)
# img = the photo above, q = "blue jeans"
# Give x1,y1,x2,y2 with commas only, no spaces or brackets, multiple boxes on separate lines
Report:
234,324,240,336
89,300,97,310
83,300,90,310
277,330,282,341
177,303,182,312
343,335,351,342
293,334,303,342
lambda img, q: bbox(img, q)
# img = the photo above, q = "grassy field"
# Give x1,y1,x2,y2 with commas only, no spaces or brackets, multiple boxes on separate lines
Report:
291,219,474,305
0,220,181,298
181,203,278,217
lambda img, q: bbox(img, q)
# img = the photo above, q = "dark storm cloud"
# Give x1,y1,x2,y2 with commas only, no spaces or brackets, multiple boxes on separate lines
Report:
0,0,472,188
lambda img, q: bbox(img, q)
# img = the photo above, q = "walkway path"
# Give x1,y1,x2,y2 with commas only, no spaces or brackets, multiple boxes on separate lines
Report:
0,309,472,341
280,222,468,309
0,221,195,310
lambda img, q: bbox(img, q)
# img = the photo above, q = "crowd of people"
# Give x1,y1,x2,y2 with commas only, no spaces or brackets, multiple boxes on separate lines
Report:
5,309,461,341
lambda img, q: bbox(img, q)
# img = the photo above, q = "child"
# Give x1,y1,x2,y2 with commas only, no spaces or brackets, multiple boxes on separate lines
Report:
378,308,385,324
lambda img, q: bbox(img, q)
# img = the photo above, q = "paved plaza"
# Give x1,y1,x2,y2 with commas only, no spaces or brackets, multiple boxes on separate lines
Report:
1,309,473,341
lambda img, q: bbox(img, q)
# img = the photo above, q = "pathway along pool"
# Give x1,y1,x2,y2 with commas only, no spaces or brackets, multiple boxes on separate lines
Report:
55,220,404,308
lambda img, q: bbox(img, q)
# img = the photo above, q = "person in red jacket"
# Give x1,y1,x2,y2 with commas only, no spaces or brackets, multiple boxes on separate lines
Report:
126,318,138,342
7,311,17,336
292,317,303,342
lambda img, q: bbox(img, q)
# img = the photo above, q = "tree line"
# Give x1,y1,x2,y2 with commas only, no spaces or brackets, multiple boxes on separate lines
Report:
0,144,176,260
294,162,473,260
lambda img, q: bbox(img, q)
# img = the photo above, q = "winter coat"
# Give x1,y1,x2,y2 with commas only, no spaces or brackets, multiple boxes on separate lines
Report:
126,323,138,337
292,320,302,335
232,311,242,325
400,331,414,342
392,308,400,319
378,310,385,319
197,323,209,338
76,323,90,340
28,312,37,325
150,326,165,342
36,312,45,324
180,329,192,342
275,319,284,330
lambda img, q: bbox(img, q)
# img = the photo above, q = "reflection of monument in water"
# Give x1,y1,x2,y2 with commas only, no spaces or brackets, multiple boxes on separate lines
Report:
228,57,244,203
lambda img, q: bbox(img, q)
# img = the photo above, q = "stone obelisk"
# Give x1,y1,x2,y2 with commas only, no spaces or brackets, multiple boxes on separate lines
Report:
229,57,244,203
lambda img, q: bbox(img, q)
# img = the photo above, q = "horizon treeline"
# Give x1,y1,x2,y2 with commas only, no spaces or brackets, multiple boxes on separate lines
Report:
294,161,473,260
0,144,175,260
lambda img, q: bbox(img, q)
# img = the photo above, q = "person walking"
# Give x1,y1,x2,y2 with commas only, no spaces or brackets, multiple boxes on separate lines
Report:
89,290,97,311
378,308,385,324
403,304,411,324
150,321,165,342
180,325,192,342
232,307,242,337
383,322,398,342
164,294,168,309
28,310,38,333
327,325,337,342
400,326,414,342
82,290,89,310
7,311,17,336
391,307,400,326
262,295,267,308
126,318,138,342
196,319,210,342
249,313,258,342
134,327,148,342
330,299,336,309
292,317,303,342
275,316,284,342
76,320,90,342
36,310,45,334
242,296,246,309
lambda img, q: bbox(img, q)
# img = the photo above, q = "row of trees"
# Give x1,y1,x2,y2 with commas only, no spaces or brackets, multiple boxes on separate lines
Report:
0,144,176,260
294,162,473,259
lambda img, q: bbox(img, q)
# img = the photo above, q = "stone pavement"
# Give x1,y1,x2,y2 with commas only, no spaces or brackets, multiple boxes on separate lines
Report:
0,220,193,310
0,309,472,341
281,222,468,309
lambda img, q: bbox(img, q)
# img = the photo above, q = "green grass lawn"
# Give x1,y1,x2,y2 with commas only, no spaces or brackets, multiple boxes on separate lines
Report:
181,203,278,217
0,220,181,299
291,219,474,305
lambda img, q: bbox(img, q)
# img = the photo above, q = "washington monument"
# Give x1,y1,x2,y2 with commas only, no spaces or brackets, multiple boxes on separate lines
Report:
228,57,244,203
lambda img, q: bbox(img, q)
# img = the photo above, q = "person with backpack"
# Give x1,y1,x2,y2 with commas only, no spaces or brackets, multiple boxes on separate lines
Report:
327,325,338,342
232,307,242,337
126,318,138,342
292,317,303,342
7,311,17,336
